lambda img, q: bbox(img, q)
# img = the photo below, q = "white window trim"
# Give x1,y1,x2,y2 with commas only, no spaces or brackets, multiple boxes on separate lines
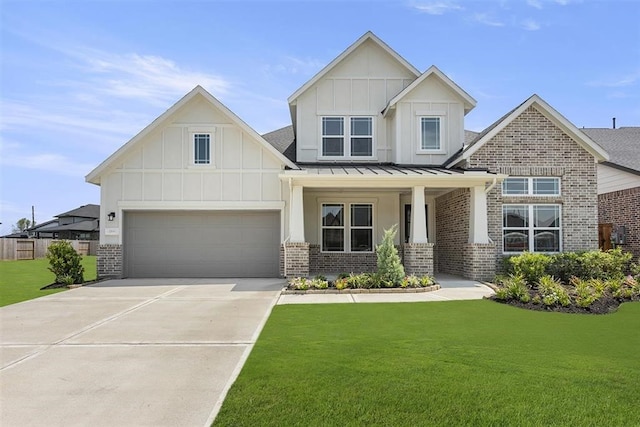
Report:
416,113,446,154
189,127,216,167
319,200,376,253
318,116,376,160
502,204,562,254
502,177,561,196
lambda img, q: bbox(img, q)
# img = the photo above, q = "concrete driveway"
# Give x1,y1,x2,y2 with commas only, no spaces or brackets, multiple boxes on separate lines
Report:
0,278,284,427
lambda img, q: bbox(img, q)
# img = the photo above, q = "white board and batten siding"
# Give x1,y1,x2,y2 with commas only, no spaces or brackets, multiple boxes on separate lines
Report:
295,38,415,163
100,94,286,245
597,164,640,194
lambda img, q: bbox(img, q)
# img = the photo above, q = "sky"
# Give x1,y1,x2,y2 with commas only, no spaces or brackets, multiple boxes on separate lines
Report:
1,0,639,235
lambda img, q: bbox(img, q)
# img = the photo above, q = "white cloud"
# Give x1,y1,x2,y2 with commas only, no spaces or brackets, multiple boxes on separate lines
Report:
412,1,463,15
521,19,541,31
263,55,325,76
0,143,96,177
473,13,505,27
587,71,640,88
526,0,543,9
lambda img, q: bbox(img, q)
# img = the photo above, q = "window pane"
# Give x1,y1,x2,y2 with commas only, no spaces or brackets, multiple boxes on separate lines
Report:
534,230,560,252
533,178,559,195
194,134,210,164
323,137,344,156
351,229,372,252
503,206,528,227
534,206,560,227
351,204,372,227
503,178,528,195
421,117,440,150
351,117,372,136
322,204,343,227
351,137,372,156
323,229,344,252
322,117,343,136
504,231,528,252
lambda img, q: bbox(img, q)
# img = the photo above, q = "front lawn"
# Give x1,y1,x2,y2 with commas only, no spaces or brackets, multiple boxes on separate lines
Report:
0,256,97,307
214,300,640,426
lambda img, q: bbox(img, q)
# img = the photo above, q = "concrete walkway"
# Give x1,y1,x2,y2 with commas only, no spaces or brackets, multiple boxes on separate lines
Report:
277,274,494,305
0,278,283,427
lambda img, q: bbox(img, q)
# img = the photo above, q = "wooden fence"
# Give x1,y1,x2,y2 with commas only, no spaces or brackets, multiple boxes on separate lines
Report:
0,239,98,261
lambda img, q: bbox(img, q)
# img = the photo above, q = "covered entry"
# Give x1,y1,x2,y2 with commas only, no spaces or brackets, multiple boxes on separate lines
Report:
124,210,280,278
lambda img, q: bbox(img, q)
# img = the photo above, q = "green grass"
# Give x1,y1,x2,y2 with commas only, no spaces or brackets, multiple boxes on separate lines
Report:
215,300,640,426
0,256,96,307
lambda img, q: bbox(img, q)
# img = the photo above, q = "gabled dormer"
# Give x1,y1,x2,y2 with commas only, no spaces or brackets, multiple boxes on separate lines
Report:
288,31,419,163
287,31,476,166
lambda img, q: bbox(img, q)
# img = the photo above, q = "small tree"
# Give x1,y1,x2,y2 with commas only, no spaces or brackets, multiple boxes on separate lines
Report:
12,218,32,233
376,224,405,285
47,241,84,284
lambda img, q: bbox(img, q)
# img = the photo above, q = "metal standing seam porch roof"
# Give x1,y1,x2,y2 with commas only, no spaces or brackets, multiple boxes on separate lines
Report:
280,164,505,188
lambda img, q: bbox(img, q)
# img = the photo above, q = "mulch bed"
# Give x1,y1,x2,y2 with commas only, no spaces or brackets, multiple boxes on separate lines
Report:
41,279,102,290
489,294,640,315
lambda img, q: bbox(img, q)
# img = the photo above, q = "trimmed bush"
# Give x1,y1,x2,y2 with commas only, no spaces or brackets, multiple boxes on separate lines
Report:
376,225,405,285
46,241,84,284
506,252,550,287
537,275,571,307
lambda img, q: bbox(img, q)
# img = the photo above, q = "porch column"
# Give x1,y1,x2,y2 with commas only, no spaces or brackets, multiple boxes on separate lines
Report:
290,185,305,242
411,186,428,243
469,185,489,244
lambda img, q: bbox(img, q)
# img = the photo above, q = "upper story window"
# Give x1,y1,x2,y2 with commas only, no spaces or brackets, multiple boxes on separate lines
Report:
420,117,441,150
502,177,560,196
321,116,373,158
193,133,211,165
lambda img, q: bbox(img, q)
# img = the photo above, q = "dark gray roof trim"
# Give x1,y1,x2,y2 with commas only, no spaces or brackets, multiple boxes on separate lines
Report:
57,204,100,219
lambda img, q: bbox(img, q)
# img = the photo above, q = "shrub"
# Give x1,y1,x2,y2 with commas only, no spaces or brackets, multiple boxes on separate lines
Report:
547,252,585,284
507,252,551,287
46,241,84,284
376,225,405,286
419,276,434,287
288,277,310,290
311,278,328,289
579,248,632,280
335,278,348,290
571,277,600,308
496,274,529,303
401,275,420,288
537,275,571,307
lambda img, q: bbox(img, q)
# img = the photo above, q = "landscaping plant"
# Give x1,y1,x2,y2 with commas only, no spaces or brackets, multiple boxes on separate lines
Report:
376,224,405,286
46,240,84,284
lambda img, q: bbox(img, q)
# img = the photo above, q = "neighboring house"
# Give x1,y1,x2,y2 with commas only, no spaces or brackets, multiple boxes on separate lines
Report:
581,127,640,259
27,204,100,240
86,32,608,280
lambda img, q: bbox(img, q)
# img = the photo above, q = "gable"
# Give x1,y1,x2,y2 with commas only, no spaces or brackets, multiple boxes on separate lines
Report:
468,106,598,172
87,86,296,185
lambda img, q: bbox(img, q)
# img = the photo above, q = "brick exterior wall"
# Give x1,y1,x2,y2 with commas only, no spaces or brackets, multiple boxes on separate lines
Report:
463,243,496,281
309,244,383,274
283,243,310,277
598,187,640,259
468,106,599,268
435,188,470,276
403,243,435,276
97,244,123,279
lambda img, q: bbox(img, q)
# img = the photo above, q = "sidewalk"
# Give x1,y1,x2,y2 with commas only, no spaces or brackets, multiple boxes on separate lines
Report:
277,274,495,305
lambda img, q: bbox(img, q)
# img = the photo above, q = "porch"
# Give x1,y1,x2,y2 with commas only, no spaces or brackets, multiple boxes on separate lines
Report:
280,165,505,281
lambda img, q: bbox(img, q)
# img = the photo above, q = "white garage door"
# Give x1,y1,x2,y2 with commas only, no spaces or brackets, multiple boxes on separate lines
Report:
124,211,280,278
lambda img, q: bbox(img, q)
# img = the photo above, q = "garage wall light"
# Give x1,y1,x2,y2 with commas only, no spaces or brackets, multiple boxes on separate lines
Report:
107,212,116,221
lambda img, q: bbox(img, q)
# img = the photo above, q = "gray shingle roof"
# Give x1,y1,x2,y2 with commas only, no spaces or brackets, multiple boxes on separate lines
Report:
56,204,100,219
581,127,640,172
464,130,479,144
262,125,296,162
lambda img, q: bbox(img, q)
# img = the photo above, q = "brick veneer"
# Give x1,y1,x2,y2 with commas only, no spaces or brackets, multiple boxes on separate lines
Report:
435,188,470,276
463,243,496,281
283,243,310,277
97,244,123,279
467,106,599,268
308,244,379,274
403,243,434,276
598,187,640,259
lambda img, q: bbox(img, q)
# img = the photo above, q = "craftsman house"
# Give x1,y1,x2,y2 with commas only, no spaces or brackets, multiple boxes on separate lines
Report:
86,32,608,280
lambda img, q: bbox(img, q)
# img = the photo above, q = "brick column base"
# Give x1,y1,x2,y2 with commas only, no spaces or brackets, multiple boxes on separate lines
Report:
97,244,123,279
283,242,310,278
463,243,496,281
402,243,435,276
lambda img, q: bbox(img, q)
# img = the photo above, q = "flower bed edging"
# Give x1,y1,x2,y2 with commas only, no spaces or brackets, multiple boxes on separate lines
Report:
282,284,441,295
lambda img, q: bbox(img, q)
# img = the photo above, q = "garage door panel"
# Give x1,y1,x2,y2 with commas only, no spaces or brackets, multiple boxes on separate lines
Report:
124,211,280,278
